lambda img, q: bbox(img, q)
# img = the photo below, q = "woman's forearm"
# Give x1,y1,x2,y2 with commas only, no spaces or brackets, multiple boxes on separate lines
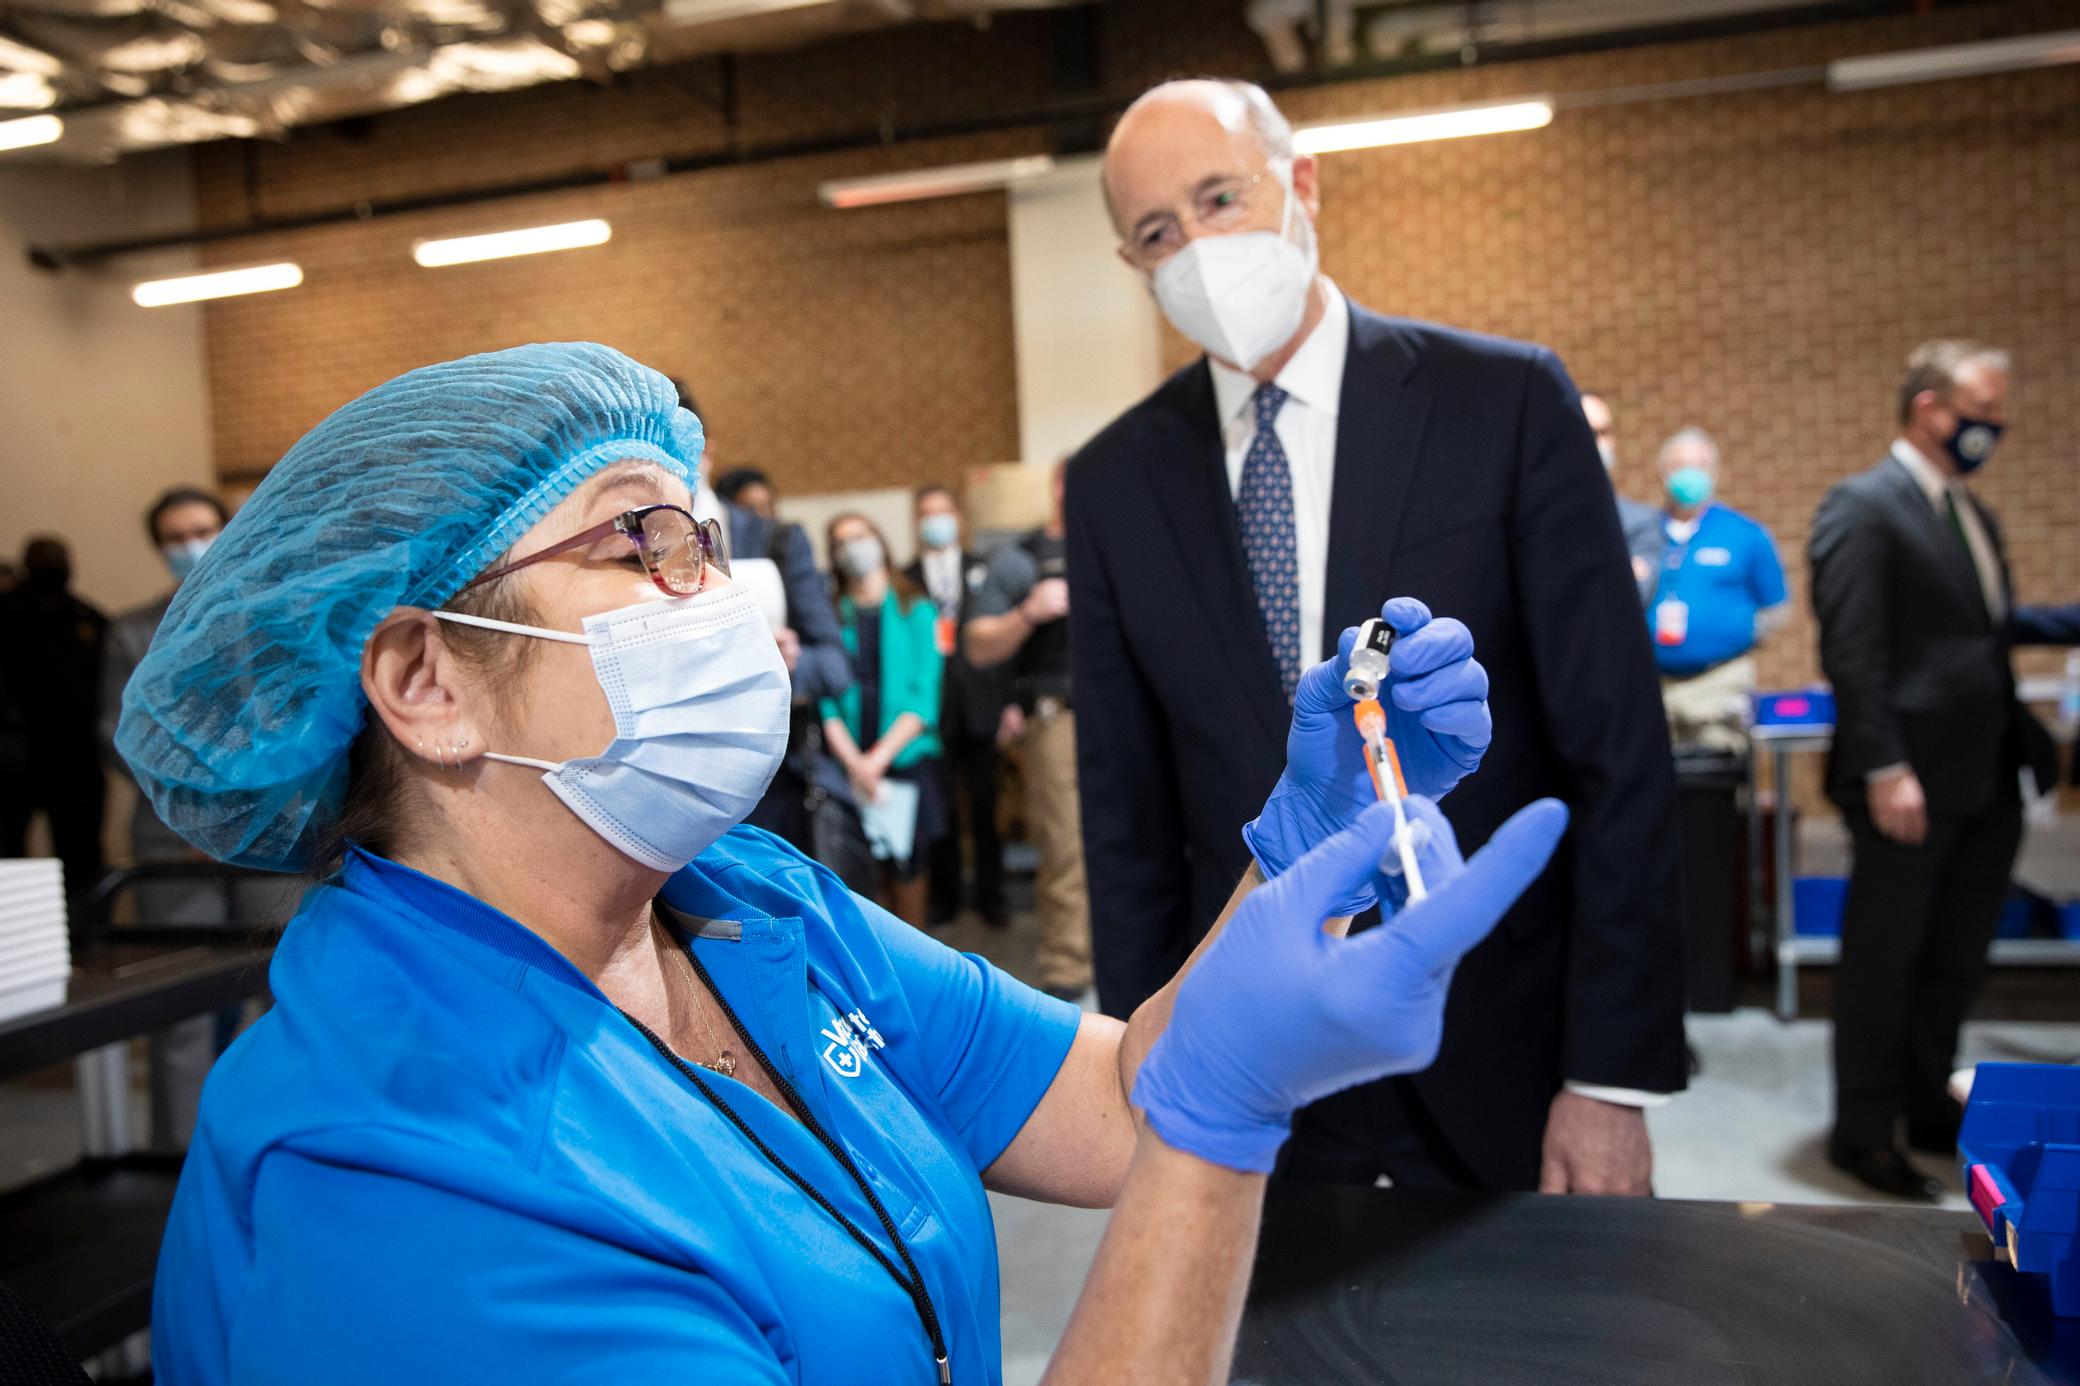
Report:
865,711,926,771
1040,1129,1264,1386
822,717,862,768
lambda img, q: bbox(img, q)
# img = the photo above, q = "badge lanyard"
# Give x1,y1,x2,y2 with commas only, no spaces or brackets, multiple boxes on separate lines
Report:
620,943,952,1384
1654,516,1704,647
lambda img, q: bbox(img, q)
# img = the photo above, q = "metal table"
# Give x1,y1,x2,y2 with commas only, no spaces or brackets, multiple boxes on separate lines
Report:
0,937,273,1361
1238,1186,2079,1385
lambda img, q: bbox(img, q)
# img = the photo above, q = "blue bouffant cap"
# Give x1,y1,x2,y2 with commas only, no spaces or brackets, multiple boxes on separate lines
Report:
115,342,702,871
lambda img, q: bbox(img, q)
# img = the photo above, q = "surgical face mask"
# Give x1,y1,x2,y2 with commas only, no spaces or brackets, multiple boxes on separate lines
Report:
1945,412,2004,475
1150,161,1319,372
161,535,214,584
1666,467,1713,508
1596,440,1617,474
835,535,885,581
434,584,791,872
919,514,959,552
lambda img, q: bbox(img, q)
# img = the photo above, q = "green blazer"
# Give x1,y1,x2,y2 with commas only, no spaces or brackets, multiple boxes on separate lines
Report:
820,590,943,768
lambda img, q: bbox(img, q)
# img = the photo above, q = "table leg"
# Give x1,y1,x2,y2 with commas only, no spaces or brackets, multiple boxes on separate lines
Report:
1773,745,1797,1022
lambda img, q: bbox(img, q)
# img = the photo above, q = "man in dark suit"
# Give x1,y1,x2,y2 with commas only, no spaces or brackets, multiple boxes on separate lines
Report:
1810,339,2054,1200
904,484,1012,927
1069,80,1685,1193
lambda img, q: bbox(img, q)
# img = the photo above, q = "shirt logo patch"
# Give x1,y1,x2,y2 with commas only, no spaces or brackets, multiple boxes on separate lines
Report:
1695,547,1734,567
819,1009,885,1080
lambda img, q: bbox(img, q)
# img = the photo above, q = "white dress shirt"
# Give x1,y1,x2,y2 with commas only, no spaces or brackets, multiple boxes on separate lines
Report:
1209,282,1349,667
921,545,964,616
1890,439,2006,621
1210,282,1667,1109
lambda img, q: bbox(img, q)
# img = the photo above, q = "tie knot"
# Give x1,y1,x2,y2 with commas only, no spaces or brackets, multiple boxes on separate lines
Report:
1252,383,1289,427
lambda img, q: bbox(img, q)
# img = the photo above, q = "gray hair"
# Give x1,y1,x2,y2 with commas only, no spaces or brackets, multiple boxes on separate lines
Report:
1899,339,2011,425
1658,426,1721,470
1225,80,1295,161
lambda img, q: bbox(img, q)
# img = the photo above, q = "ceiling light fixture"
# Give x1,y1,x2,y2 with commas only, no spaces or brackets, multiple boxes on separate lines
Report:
0,113,63,152
819,155,1056,210
1293,99,1554,154
411,218,611,267
132,262,304,306
1827,28,2080,92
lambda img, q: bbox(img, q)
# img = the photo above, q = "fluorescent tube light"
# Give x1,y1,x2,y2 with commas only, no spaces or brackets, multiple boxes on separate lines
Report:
1827,29,2080,92
1294,99,1553,154
662,0,834,21
0,114,62,152
132,262,303,307
819,155,1056,210
412,218,611,267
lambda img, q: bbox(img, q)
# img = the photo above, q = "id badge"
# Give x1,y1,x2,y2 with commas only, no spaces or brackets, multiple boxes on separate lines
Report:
1654,598,1690,646
934,614,957,658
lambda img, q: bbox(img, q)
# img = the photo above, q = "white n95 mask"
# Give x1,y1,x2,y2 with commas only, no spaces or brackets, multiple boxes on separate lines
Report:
1150,160,1319,372
434,584,791,871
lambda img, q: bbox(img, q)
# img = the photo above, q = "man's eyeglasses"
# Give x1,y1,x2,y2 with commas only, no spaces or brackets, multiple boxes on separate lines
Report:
1122,169,1274,272
464,503,729,598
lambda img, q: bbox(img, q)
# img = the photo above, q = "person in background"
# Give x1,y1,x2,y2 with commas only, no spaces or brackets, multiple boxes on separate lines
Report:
1071,78,1684,1194
965,462,1091,1001
98,486,246,1147
0,536,109,908
904,484,1010,928
1648,427,1789,752
821,514,946,925
670,380,852,853
1581,390,1664,609
1811,339,2057,1200
714,467,777,522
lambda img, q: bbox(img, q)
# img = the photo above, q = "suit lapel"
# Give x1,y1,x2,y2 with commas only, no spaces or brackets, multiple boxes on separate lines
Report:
1146,362,1291,748
1880,458,1991,628
1323,308,1430,655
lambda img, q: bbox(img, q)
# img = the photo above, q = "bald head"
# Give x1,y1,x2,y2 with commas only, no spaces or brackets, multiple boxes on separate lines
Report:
1103,80,1315,254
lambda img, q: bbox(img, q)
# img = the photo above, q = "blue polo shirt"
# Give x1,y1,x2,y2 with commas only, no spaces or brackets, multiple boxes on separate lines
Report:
1649,504,1787,677
151,827,1080,1384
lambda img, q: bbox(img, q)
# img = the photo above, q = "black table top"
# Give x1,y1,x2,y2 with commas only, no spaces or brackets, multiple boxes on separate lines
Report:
0,939,272,1081
1238,1186,2080,1385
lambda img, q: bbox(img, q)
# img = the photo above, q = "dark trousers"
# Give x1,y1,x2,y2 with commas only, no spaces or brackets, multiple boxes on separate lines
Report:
1831,793,2023,1150
927,734,1002,921
1275,1077,1488,1191
0,745,105,905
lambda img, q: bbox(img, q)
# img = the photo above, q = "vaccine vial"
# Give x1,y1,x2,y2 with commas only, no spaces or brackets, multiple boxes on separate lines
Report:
1342,618,1397,702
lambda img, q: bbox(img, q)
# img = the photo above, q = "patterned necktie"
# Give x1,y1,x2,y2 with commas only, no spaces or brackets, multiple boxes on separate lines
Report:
1238,383,1302,698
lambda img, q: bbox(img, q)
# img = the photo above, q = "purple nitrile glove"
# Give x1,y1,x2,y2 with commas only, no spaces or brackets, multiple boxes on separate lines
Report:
1242,596,1492,915
1135,795,1569,1173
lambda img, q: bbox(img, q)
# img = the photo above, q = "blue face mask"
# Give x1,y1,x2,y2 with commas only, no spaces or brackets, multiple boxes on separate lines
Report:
435,584,791,871
919,514,959,552
161,535,214,583
1666,467,1713,508
1945,414,2004,475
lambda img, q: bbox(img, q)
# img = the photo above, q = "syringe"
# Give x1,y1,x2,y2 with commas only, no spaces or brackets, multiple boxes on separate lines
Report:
1353,697,1428,901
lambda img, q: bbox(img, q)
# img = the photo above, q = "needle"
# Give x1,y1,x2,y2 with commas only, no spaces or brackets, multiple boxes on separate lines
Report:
1354,699,1427,901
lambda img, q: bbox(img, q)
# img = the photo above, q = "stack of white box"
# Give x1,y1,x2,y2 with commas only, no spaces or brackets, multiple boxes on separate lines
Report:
0,859,69,1023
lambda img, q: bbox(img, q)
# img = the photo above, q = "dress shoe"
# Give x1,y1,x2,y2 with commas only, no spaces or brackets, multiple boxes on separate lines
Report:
1906,1108,1963,1157
1828,1142,1941,1201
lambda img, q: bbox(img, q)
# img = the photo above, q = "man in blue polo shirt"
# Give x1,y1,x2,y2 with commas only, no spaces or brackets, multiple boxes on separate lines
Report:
1649,427,1788,751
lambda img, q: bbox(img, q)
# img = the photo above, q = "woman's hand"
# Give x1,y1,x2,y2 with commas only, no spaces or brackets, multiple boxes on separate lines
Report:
1134,795,1566,1173
849,760,884,806
1242,596,1491,916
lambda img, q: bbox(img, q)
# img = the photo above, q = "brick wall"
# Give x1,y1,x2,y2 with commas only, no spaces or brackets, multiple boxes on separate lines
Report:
192,0,2080,694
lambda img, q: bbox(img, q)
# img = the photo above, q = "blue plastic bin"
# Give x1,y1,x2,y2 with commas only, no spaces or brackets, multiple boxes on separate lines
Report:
1791,876,1846,938
2060,903,2080,942
1998,893,2038,940
1958,1063,2080,1316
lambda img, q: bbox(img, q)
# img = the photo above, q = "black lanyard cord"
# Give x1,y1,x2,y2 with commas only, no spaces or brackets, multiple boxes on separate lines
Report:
618,948,950,1384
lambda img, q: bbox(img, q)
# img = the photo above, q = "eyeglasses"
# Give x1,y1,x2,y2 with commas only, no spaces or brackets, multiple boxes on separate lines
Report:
1122,168,1275,272
464,503,729,598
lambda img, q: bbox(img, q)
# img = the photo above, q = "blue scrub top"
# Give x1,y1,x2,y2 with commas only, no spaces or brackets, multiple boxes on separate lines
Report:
1648,504,1787,677
151,827,1080,1384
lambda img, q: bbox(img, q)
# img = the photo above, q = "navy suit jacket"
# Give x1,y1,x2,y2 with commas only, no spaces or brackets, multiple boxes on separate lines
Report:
1065,303,1687,1186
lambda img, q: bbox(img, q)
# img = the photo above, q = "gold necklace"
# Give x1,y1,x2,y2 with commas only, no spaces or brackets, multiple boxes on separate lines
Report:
652,917,738,1078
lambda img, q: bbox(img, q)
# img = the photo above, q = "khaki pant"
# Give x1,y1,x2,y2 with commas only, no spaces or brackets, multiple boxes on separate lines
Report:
1661,653,1756,754
1023,702,1092,993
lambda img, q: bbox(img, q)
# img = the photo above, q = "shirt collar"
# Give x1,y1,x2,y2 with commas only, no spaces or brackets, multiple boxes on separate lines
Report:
1890,437,1953,508
1209,280,1349,430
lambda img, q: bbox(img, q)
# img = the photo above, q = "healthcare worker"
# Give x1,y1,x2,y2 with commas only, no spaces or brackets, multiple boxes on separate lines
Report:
1648,426,1788,752
122,343,1558,1384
